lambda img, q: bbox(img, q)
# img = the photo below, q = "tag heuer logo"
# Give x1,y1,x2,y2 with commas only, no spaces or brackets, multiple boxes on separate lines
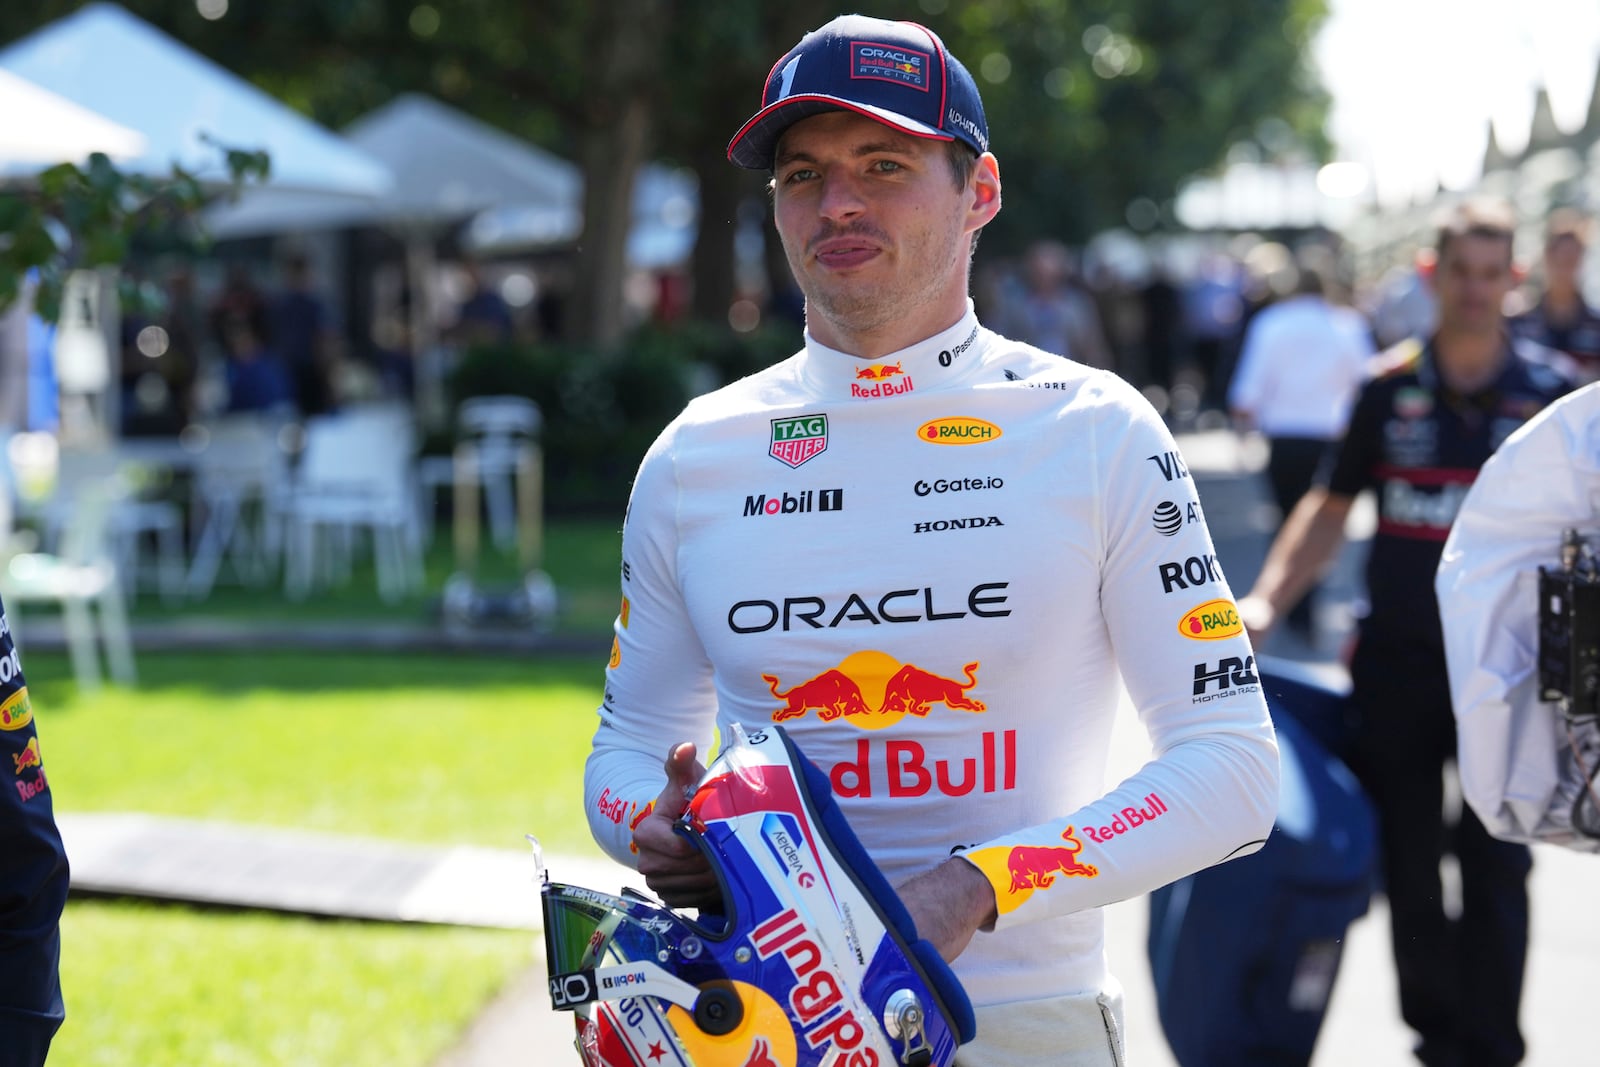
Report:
770,414,828,468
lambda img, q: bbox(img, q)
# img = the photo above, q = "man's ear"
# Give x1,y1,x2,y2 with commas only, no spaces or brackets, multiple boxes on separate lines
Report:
969,153,1002,227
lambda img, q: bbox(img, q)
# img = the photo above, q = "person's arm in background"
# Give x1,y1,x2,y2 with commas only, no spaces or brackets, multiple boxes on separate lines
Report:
1239,374,1384,642
1227,312,1270,431
0,598,68,1066
1437,382,1600,846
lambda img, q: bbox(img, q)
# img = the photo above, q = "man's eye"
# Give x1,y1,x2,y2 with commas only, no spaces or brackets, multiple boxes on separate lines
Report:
873,159,903,173
783,168,818,184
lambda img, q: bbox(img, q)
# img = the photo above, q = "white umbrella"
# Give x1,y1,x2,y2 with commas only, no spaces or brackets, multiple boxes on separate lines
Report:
0,2,391,197
0,67,146,169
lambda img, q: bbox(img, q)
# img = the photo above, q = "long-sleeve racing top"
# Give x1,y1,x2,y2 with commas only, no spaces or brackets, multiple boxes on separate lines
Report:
585,304,1279,1008
1437,381,1600,850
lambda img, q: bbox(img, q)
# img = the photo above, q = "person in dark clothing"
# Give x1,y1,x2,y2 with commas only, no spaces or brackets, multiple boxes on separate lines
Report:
0,597,69,1065
1240,197,1574,1067
1508,207,1600,382
269,254,337,416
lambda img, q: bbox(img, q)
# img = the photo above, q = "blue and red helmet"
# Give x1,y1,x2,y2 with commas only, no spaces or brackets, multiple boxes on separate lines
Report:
541,723,975,1066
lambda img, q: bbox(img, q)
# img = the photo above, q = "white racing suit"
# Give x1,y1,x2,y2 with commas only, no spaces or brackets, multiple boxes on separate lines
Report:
1437,380,1600,852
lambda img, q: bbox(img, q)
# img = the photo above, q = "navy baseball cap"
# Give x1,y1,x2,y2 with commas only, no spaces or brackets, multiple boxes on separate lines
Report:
727,14,989,171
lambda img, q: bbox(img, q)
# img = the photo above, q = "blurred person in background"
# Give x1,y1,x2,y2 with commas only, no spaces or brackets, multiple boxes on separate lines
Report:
1239,198,1573,1067
1508,207,1600,383
450,260,515,347
1182,251,1247,417
995,239,1114,369
586,14,1278,1065
1228,252,1376,641
268,252,338,417
219,317,292,416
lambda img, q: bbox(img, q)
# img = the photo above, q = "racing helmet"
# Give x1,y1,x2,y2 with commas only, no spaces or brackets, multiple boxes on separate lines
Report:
540,723,976,1066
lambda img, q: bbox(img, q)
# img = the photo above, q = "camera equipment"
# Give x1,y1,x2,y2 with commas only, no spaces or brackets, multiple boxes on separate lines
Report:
1536,528,1600,840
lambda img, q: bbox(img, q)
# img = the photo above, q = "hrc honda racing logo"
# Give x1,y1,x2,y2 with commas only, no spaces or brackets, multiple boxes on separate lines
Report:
1192,655,1259,703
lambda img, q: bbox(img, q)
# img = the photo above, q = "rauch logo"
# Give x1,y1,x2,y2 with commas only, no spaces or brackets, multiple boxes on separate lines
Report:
917,417,1001,445
1178,598,1243,640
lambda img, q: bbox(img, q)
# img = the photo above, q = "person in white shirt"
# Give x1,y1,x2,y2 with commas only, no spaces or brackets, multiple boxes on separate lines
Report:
582,14,1279,1066
1228,260,1375,638
1437,380,1600,853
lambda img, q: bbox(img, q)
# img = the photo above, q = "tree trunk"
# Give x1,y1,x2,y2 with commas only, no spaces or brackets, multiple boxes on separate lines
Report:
568,0,668,348
688,149,750,325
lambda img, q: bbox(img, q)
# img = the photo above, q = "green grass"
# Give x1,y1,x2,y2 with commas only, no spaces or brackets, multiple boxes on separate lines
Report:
36,650,605,854
120,516,625,636
53,901,531,1067
27,646,614,1066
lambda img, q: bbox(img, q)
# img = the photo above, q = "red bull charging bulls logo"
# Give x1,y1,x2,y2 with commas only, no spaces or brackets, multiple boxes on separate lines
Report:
964,826,1099,916
762,652,1015,799
762,652,984,727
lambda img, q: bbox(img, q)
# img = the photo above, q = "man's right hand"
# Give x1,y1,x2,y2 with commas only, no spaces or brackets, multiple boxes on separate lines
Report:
632,742,721,909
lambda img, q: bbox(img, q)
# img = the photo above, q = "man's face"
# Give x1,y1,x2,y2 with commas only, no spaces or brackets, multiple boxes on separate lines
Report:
1431,232,1516,335
770,111,993,345
1545,234,1583,288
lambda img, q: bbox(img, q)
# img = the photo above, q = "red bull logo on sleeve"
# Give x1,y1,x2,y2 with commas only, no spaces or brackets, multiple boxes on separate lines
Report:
0,687,31,731
964,826,1099,916
1178,599,1243,640
12,736,41,774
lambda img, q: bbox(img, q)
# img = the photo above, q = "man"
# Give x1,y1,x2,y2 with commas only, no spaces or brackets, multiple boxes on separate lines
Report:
1239,198,1572,1067
0,595,69,1064
581,15,1279,1065
996,239,1114,370
1508,208,1600,383
1437,380,1600,853
1228,255,1375,641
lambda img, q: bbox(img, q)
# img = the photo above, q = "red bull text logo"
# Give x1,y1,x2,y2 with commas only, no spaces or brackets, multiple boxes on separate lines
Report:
917,417,1001,445
965,826,1099,916
0,686,31,731
1178,599,1243,640
831,730,1016,799
15,767,47,803
12,736,41,774
851,361,912,399
1083,794,1168,843
750,907,879,1065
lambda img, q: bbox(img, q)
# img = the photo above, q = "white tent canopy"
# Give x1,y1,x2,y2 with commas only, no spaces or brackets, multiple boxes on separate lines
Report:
0,67,146,171
204,93,581,238
0,2,391,197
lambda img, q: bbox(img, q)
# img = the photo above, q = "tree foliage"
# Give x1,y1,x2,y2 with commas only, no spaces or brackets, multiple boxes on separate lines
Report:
0,144,268,321
0,0,1330,330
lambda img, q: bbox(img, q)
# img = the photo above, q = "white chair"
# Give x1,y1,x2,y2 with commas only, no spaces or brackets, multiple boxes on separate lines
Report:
0,475,136,691
454,396,542,553
280,405,425,603
184,415,291,600
45,447,185,605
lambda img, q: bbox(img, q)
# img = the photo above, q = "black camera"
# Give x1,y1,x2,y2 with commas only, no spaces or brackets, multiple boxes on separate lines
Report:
1538,529,1600,720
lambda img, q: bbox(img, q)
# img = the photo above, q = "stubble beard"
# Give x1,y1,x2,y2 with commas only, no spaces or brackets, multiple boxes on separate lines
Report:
784,224,967,343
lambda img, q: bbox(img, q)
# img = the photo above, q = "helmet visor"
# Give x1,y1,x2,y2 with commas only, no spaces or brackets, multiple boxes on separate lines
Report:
541,881,674,977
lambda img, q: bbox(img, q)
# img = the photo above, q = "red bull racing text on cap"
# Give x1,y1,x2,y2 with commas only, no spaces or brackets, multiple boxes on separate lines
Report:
727,14,989,171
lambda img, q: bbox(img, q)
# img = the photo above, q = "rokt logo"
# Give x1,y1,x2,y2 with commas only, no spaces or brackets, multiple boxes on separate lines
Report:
917,417,1001,445
742,489,844,517
1159,554,1222,594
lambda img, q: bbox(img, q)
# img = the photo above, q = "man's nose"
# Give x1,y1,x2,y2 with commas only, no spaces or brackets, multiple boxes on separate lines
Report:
816,171,867,222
